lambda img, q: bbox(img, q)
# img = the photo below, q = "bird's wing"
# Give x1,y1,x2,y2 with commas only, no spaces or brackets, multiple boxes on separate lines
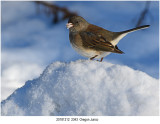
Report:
79,31,123,54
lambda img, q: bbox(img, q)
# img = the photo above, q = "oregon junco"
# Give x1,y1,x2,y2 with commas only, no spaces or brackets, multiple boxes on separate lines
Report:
66,16,150,62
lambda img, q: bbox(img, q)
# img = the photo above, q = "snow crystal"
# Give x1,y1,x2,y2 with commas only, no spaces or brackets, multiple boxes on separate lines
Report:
1,60,159,116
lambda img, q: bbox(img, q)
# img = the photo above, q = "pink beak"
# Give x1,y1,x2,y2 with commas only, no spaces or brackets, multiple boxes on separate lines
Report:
66,23,73,29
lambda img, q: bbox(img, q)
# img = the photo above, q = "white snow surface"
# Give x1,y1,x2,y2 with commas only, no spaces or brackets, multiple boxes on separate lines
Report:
1,60,159,116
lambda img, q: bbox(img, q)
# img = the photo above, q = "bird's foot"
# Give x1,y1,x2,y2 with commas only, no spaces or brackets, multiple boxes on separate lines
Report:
90,56,103,62
90,55,98,60
96,57,103,62
100,57,103,62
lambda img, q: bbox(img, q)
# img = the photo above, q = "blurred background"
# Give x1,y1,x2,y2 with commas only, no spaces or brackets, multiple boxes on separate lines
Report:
1,1,159,101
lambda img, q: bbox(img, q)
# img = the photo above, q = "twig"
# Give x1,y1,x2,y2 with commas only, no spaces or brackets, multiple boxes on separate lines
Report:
136,1,150,27
35,1,78,24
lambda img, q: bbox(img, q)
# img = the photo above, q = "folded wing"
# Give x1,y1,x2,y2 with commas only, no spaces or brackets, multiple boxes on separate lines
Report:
80,31,124,54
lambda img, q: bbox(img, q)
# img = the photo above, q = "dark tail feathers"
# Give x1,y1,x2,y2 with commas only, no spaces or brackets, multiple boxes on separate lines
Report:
120,25,150,34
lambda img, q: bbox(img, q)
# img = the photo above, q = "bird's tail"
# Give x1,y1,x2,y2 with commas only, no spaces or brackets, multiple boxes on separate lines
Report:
111,25,150,46
120,25,150,34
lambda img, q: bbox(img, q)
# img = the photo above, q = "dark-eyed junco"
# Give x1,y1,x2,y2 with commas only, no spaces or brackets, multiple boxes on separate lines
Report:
66,16,150,62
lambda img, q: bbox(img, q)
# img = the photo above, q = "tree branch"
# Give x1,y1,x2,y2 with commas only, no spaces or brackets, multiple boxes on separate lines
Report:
35,1,78,24
136,1,150,27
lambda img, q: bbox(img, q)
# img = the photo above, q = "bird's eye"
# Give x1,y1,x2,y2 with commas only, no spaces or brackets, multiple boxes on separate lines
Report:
76,21,79,24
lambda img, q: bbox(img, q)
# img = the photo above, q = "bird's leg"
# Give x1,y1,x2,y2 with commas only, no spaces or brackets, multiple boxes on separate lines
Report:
90,55,98,60
100,57,103,62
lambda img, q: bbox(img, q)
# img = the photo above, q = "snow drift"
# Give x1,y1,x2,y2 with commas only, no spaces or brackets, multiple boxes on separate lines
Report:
1,60,159,116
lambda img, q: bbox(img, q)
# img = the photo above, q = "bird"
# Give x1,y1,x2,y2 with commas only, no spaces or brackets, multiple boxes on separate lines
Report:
66,16,150,62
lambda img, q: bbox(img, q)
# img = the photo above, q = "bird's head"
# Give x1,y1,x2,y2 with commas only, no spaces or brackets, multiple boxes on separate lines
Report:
66,16,89,32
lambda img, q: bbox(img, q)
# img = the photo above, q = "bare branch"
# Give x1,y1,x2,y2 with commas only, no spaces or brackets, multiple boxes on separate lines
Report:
136,1,150,27
35,1,78,24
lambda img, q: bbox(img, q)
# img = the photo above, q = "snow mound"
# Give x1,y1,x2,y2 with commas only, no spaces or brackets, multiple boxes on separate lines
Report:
1,60,159,116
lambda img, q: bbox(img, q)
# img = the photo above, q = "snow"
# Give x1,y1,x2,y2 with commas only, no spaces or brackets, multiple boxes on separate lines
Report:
1,60,159,116
1,62,43,100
